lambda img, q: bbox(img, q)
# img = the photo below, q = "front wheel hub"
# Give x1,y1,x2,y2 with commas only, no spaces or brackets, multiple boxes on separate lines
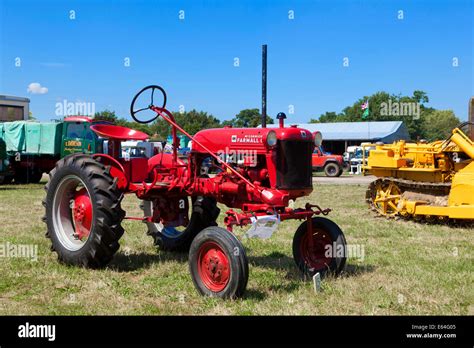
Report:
300,228,333,270
198,242,230,292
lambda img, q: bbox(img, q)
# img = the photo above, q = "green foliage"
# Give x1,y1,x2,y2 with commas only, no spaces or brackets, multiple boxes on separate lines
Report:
92,108,275,139
116,119,155,136
150,109,221,138
223,108,274,128
94,110,118,123
420,110,460,141
310,91,460,141
93,109,221,138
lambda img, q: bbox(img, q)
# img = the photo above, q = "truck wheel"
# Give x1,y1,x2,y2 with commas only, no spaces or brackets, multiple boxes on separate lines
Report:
14,168,42,184
324,162,341,177
43,154,125,268
143,196,220,252
0,175,13,185
28,168,43,183
293,217,347,279
189,226,248,299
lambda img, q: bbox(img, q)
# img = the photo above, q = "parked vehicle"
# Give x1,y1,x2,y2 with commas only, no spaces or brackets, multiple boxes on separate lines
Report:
0,116,108,183
364,122,474,222
43,85,347,299
312,144,344,177
344,144,374,174
0,138,10,184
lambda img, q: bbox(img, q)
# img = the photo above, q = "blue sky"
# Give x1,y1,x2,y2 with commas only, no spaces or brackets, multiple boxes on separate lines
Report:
0,0,472,122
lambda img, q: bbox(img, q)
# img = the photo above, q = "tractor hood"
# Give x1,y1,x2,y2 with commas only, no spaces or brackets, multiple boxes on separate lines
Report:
191,126,314,154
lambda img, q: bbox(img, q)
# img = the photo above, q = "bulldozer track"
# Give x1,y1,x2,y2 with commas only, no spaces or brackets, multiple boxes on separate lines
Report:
365,177,472,226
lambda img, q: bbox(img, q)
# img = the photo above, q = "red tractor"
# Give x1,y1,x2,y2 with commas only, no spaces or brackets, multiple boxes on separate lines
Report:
43,86,347,298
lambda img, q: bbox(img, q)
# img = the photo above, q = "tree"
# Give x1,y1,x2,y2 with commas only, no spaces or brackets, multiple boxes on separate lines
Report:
94,110,118,123
223,108,274,127
308,90,446,140
116,119,154,136
310,111,338,123
151,109,221,138
420,110,461,141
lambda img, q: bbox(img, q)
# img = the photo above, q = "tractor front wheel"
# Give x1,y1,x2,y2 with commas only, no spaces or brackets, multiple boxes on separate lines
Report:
293,217,347,279
189,226,248,299
43,154,125,268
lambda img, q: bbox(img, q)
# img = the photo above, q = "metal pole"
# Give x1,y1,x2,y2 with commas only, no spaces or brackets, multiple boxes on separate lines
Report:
469,97,474,141
262,44,267,128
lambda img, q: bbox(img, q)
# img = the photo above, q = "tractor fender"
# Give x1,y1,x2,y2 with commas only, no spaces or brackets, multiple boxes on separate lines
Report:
92,154,129,190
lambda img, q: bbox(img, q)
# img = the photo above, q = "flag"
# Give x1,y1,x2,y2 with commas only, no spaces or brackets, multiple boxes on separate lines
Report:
361,100,369,119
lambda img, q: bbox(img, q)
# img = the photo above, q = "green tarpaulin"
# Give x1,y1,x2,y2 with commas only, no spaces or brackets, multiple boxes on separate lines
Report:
0,121,63,155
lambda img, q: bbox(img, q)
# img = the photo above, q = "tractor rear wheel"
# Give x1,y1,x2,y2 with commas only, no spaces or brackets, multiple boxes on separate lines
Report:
43,154,125,268
143,196,220,252
293,217,347,279
189,226,248,299
324,162,342,177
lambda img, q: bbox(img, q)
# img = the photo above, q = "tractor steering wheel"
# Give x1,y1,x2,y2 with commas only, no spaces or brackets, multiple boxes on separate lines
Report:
130,85,167,124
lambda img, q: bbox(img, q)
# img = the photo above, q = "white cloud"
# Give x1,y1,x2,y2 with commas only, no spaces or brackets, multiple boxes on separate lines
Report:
27,82,48,94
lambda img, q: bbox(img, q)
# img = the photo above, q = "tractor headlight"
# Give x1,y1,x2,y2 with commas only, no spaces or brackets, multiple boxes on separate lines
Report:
266,131,277,147
314,131,323,147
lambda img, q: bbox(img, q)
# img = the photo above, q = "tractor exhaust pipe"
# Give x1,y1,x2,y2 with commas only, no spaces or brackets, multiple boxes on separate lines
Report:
261,44,267,128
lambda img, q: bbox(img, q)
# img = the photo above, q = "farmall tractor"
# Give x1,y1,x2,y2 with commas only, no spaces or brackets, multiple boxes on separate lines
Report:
43,85,347,298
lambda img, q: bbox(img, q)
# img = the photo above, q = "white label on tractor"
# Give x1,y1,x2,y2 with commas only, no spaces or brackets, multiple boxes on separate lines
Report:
246,214,280,239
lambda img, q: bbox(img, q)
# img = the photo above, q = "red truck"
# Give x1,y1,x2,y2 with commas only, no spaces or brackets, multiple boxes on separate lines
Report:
312,145,344,177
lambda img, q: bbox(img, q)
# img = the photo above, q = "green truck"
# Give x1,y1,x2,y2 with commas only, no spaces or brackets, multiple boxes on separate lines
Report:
0,116,106,184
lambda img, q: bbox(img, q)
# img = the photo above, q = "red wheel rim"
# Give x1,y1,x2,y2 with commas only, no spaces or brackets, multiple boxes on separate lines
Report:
300,227,333,270
197,241,230,292
72,188,93,240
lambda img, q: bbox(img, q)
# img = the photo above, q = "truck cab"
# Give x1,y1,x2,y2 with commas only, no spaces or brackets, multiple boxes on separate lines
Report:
61,116,106,156
312,145,344,177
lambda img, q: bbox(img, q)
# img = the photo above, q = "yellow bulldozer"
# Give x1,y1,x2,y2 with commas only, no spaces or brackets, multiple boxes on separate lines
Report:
363,101,474,222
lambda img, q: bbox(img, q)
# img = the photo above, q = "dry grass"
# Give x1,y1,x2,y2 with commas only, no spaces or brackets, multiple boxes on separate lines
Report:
0,180,472,315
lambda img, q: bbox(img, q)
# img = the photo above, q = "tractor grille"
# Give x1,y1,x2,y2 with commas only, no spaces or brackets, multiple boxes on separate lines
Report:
276,140,313,189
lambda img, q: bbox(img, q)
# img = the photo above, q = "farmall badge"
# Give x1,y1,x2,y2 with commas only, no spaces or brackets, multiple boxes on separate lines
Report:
231,134,263,143
300,131,307,138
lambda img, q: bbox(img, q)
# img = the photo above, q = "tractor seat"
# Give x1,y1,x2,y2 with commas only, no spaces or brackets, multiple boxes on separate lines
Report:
90,124,148,141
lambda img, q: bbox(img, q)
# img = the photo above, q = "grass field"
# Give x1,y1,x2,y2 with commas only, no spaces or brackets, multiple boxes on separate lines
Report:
0,180,472,315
